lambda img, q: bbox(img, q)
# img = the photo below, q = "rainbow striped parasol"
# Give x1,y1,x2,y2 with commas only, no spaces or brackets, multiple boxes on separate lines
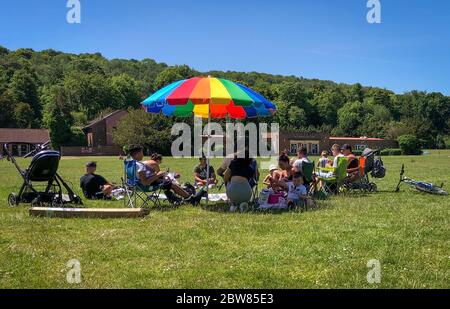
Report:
142,77,277,119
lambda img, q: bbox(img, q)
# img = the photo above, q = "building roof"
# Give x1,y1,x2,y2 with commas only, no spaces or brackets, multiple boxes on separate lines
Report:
330,137,385,141
82,110,126,131
0,128,51,144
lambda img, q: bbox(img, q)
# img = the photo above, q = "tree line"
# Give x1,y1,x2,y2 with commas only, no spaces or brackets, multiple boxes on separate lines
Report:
0,46,449,150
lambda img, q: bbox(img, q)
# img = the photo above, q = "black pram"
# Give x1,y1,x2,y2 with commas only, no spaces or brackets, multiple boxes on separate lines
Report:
4,143,83,207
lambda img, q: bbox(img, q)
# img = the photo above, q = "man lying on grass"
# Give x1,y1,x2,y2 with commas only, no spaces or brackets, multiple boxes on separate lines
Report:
128,145,203,205
80,161,115,199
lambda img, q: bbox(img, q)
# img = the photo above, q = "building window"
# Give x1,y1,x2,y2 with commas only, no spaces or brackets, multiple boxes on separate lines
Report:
355,144,368,151
12,145,18,156
290,143,298,155
20,144,28,157
290,140,320,155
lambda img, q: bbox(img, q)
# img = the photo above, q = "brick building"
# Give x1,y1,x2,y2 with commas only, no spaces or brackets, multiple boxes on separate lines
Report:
82,110,128,148
61,110,128,156
279,130,398,155
0,128,51,157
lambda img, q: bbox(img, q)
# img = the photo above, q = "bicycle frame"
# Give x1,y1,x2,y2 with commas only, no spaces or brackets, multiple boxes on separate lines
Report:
395,164,447,195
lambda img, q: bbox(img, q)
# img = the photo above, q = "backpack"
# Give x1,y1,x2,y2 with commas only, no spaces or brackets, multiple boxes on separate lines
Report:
371,158,386,178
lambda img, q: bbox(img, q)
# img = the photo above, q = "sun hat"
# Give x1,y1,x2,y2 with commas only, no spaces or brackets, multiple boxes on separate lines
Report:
269,164,278,172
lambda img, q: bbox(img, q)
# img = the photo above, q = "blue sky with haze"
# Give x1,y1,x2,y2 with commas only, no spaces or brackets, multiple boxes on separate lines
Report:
1,0,449,94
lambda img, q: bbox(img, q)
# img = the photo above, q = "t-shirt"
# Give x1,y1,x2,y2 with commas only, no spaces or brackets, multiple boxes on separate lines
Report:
318,157,329,168
333,154,345,168
287,183,307,201
194,165,215,180
136,161,156,182
293,157,311,171
229,159,256,181
346,154,359,169
80,174,108,199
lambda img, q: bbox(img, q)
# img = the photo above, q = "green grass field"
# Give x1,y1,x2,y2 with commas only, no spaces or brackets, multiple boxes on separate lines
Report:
0,151,449,288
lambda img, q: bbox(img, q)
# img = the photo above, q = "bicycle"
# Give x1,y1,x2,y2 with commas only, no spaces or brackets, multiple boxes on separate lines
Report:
395,164,448,196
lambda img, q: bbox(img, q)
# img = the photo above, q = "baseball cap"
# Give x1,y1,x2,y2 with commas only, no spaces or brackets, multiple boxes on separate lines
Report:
341,144,352,151
86,161,97,168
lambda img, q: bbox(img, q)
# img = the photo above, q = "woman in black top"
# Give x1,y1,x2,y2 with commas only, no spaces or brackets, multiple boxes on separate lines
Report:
224,156,256,205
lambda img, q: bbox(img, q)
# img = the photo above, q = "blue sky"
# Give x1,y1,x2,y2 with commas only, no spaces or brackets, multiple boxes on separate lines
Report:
1,0,449,95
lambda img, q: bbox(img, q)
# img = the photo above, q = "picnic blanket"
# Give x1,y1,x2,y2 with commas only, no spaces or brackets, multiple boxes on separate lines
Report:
157,193,228,202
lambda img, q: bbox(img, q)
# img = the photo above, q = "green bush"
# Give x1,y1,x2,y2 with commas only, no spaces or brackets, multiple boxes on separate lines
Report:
380,149,403,156
444,136,450,149
398,135,421,155
390,149,402,156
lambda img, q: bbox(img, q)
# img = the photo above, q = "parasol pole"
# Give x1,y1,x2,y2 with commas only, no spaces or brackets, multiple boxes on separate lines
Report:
205,81,212,207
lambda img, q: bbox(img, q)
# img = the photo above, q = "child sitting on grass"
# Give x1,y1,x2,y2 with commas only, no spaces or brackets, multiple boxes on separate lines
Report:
281,172,307,209
263,164,282,189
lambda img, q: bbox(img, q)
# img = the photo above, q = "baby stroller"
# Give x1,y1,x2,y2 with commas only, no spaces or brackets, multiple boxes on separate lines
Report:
343,148,385,193
4,143,83,208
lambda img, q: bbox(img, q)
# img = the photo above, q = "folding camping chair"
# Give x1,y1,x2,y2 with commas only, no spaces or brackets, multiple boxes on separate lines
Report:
343,156,377,193
122,159,164,209
301,161,318,211
317,157,348,195
250,159,260,203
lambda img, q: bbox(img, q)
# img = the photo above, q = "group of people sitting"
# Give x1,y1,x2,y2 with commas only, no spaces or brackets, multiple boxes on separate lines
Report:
80,146,205,205
263,143,360,202
193,150,259,209
78,143,359,208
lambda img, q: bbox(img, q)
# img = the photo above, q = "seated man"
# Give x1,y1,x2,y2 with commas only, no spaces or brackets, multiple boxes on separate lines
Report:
341,144,360,180
194,157,218,188
316,144,345,179
292,146,312,173
80,162,114,199
128,145,202,205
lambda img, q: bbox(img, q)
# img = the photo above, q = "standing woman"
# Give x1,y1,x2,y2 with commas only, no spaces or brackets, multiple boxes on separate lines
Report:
224,152,256,207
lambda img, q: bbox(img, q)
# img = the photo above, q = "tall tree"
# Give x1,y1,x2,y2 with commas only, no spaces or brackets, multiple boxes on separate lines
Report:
0,91,15,127
8,67,41,123
154,65,197,89
14,102,35,128
42,85,74,149
110,74,142,109
63,71,112,119
113,109,173,155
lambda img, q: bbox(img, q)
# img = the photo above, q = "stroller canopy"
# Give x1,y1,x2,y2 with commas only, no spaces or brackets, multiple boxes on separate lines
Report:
27,150,61,182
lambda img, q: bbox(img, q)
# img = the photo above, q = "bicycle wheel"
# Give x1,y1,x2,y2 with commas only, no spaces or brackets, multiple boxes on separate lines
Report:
416,184,448,196
433,187,448,196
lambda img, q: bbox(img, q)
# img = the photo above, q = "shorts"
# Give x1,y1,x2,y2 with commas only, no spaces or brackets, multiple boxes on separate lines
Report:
227,181,253,204
153,179,173,191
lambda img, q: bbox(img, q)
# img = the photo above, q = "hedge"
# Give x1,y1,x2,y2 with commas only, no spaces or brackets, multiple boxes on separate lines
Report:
381,148,402,156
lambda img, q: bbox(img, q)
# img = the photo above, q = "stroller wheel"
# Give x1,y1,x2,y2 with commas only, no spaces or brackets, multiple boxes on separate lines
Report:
73,196,83,205
369,183,378,192
51,196,64,208
8,193,19,207
31,198,44,208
